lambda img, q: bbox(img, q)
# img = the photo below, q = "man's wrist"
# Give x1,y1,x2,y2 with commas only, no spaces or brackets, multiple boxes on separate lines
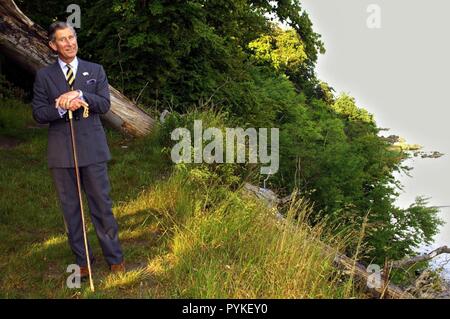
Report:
77,89,85,101
57,107,67,118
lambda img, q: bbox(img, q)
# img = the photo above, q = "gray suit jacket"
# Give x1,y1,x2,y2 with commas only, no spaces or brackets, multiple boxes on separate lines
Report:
32,58,111,168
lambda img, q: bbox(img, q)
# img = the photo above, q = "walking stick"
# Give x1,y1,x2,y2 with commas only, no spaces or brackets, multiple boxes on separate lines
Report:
68,104,95,292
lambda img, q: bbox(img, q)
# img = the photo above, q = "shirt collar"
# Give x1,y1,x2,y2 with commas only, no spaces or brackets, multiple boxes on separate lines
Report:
58,56,79,73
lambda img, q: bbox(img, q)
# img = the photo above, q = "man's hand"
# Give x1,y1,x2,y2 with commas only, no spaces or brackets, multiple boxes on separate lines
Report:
66,98,88,112
55,90,80,110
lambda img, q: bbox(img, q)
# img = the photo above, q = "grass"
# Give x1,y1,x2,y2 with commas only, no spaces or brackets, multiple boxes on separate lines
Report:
0,98,363,298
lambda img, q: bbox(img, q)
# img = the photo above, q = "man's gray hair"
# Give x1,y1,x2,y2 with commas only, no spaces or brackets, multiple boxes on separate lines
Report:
48,21,77,42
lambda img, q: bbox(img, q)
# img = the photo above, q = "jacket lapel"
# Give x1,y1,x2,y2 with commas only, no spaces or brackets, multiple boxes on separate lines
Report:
74,58,88,91
48,62,69,95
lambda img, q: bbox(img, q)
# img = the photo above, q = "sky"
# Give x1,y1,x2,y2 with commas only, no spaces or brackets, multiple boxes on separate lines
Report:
299,0,450,265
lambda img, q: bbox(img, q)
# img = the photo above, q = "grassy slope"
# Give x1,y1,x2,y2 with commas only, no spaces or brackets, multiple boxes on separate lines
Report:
0,99,362,298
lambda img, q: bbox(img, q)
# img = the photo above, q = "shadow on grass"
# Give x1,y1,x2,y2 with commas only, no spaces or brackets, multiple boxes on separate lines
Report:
0,205,172,298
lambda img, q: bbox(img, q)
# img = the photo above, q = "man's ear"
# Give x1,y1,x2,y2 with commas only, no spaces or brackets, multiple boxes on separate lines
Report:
49,41,57,52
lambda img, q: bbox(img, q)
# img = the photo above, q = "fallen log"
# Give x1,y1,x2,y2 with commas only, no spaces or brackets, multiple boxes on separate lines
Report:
328,247,414,299
0,0,156,137
390,246,450,269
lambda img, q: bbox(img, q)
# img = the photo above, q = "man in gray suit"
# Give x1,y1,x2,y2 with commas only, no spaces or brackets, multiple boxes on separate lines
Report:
32,21,125,278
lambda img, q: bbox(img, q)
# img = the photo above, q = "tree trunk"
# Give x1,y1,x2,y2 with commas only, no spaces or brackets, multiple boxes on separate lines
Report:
0,0,156,137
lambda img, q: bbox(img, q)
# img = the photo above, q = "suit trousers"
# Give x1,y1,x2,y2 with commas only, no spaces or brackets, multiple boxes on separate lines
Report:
51,162,123,267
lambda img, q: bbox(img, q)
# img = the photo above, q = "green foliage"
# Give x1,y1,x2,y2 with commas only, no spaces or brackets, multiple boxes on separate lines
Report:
332,94,375,125
19,0,323,109
77,0,248,108
385,197,442,260
17,0,87,27
160,108,248,188
249,27,308,73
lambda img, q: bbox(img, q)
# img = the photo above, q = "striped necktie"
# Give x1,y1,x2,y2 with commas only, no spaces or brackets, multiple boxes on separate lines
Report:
66,64,75,90
65,64,89,119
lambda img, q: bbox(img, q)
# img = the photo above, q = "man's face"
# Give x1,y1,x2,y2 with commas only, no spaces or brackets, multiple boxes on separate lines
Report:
49,27,78,62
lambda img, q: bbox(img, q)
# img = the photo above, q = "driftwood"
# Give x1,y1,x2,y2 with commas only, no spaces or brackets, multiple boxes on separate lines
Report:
243,183,415,299
0,0,156,137
328,247,414,299
390,246,450,269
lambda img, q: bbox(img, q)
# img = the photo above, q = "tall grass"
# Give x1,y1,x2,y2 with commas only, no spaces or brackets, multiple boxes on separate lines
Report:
154,169,357,298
